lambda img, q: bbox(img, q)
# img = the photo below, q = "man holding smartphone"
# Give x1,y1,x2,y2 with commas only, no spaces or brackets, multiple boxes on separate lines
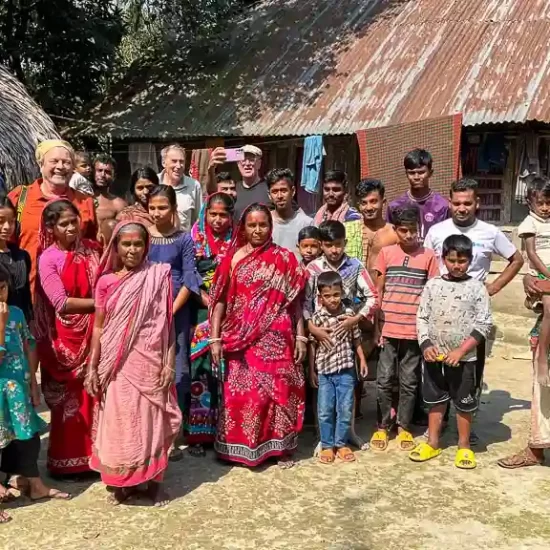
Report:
208,144,270,219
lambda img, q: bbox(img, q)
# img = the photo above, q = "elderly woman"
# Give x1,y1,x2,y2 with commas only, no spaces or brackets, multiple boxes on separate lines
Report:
8,139,97,295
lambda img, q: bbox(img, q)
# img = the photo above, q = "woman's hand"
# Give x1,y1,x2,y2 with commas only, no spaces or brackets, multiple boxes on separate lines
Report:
84,369,99,397
160,366,175,390
210,341,223,366
30,381,41,407
333,314,359,339
294,340,307,363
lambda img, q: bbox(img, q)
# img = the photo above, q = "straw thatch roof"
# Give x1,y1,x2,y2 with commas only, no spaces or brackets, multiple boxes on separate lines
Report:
0,66,59,190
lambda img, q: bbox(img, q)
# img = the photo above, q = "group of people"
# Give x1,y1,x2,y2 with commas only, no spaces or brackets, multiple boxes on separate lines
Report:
0,138,548,524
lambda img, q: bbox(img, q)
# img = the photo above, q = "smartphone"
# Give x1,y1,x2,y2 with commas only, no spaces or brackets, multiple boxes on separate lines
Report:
224,147,245,163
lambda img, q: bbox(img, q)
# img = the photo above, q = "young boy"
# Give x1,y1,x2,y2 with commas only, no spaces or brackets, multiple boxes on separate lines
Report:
518,176,550,386
309,271,368,463
387,149,449,241
297,226,321,266
372,205,438,451
304,220,378,348
216,172,238,201
412,234,492,469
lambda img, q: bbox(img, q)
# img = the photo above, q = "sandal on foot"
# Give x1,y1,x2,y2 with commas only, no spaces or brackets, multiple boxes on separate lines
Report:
319,449,335,464
370,430,389,451
497,449,543,469
396,430,415,451
188,444,206,458
336,447,356,462
168,446,184,462
409,442,442,463
455,448,476,469
30,488,72,502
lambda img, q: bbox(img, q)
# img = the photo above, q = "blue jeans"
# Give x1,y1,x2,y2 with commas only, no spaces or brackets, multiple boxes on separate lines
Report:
318,369,357,449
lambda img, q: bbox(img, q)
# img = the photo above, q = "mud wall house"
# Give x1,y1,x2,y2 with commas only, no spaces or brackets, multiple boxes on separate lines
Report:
75,0,550,226
0,66,59,190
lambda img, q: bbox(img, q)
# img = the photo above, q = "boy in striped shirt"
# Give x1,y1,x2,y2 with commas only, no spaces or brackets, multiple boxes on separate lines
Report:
371,205,439,451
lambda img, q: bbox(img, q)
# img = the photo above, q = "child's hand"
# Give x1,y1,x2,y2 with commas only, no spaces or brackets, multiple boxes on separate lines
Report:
294,340,307,363
309,369,318,389
0,302,8,327
423,346,440,363
444,348,464,367
359,360,369,379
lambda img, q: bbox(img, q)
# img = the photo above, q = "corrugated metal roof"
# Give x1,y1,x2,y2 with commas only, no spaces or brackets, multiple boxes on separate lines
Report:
84,0,550,139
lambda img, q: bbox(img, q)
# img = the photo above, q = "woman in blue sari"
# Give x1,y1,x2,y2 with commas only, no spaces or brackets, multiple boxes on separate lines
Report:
147,185,202,460
187,192,234,456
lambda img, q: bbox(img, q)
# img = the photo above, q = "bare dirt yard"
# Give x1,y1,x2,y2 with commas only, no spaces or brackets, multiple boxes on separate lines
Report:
1,339,550,550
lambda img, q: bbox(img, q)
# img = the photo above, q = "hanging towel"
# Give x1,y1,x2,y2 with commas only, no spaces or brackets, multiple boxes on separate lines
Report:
128,142,159,173
301,136,323,193
515,133,540,204
190,149,212,197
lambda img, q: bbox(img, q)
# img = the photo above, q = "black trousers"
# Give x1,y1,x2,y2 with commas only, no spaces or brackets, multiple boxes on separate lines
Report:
1,434,41,478
377,338,421,431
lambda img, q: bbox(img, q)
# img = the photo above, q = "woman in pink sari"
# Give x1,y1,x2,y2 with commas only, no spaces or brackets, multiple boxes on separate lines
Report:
86,222,181,506
209,203,308,468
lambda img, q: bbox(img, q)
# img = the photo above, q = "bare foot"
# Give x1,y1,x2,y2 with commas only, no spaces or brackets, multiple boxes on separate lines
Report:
0,509,11,524
147,482,170,507
277,457,295,469
536,357,550,386
106,487,134,506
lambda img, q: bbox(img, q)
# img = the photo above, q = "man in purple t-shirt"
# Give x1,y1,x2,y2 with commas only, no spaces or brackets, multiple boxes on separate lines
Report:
387,149,449,241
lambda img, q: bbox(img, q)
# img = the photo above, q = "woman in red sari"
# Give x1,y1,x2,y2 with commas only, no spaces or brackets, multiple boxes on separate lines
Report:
209,203,308,468
35,199,100,476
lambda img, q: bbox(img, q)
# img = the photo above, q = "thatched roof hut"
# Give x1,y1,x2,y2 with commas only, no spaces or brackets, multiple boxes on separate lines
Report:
0,66,59,190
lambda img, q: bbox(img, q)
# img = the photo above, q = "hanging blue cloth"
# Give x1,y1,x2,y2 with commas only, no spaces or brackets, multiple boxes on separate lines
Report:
301,135,323,193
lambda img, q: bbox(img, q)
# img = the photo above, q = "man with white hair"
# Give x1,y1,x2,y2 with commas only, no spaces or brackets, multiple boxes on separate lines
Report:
209,145,270,219
158,144,202,231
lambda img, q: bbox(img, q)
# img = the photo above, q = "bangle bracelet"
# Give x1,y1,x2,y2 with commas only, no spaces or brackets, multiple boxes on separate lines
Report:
296,335,308,343
209,338,222,343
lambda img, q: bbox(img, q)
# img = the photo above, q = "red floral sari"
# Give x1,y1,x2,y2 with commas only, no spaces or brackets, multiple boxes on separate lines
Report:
35,203,100,475
209,226,307,466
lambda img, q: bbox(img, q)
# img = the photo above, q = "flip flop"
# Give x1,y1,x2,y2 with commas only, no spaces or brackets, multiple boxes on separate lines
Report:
396,430,415,451
409,442,442,463
455,448,477,470
319,449,335,464
497,449,543,469
336,447,356,462
30,488,72,502
0,509,11,524
370,430,389,451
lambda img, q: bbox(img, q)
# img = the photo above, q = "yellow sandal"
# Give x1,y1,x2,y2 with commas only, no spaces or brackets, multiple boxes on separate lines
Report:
409,442,442,462
455,448,477,469
396,430,415,451
370,430,389,451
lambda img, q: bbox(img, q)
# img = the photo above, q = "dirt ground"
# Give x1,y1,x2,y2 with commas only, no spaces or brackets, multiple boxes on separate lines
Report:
1,341,550,550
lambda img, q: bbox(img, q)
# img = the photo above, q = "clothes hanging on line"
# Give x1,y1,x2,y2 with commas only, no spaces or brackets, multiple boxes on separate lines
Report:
301,136,323,194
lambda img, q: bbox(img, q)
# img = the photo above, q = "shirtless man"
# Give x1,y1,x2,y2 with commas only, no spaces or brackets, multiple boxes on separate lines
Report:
345,178,397,276
92,154,126,225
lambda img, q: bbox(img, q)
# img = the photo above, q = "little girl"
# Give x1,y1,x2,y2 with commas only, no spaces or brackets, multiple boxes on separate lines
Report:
0,196,32,322
147,186,202,460
0,266,70,524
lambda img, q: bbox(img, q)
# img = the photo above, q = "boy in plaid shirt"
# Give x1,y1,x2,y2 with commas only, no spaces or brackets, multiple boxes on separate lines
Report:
309,271,368,464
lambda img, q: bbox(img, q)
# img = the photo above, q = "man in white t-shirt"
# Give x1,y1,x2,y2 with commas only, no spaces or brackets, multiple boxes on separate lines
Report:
425,178,524,292
424,178,524,442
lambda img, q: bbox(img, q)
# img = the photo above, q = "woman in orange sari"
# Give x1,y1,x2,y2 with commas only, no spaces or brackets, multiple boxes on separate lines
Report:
209,203,308,468
35,199,100,476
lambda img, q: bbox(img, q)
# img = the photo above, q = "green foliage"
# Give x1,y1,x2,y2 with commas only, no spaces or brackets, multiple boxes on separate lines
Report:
0,0,124,117
0,0,248,119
